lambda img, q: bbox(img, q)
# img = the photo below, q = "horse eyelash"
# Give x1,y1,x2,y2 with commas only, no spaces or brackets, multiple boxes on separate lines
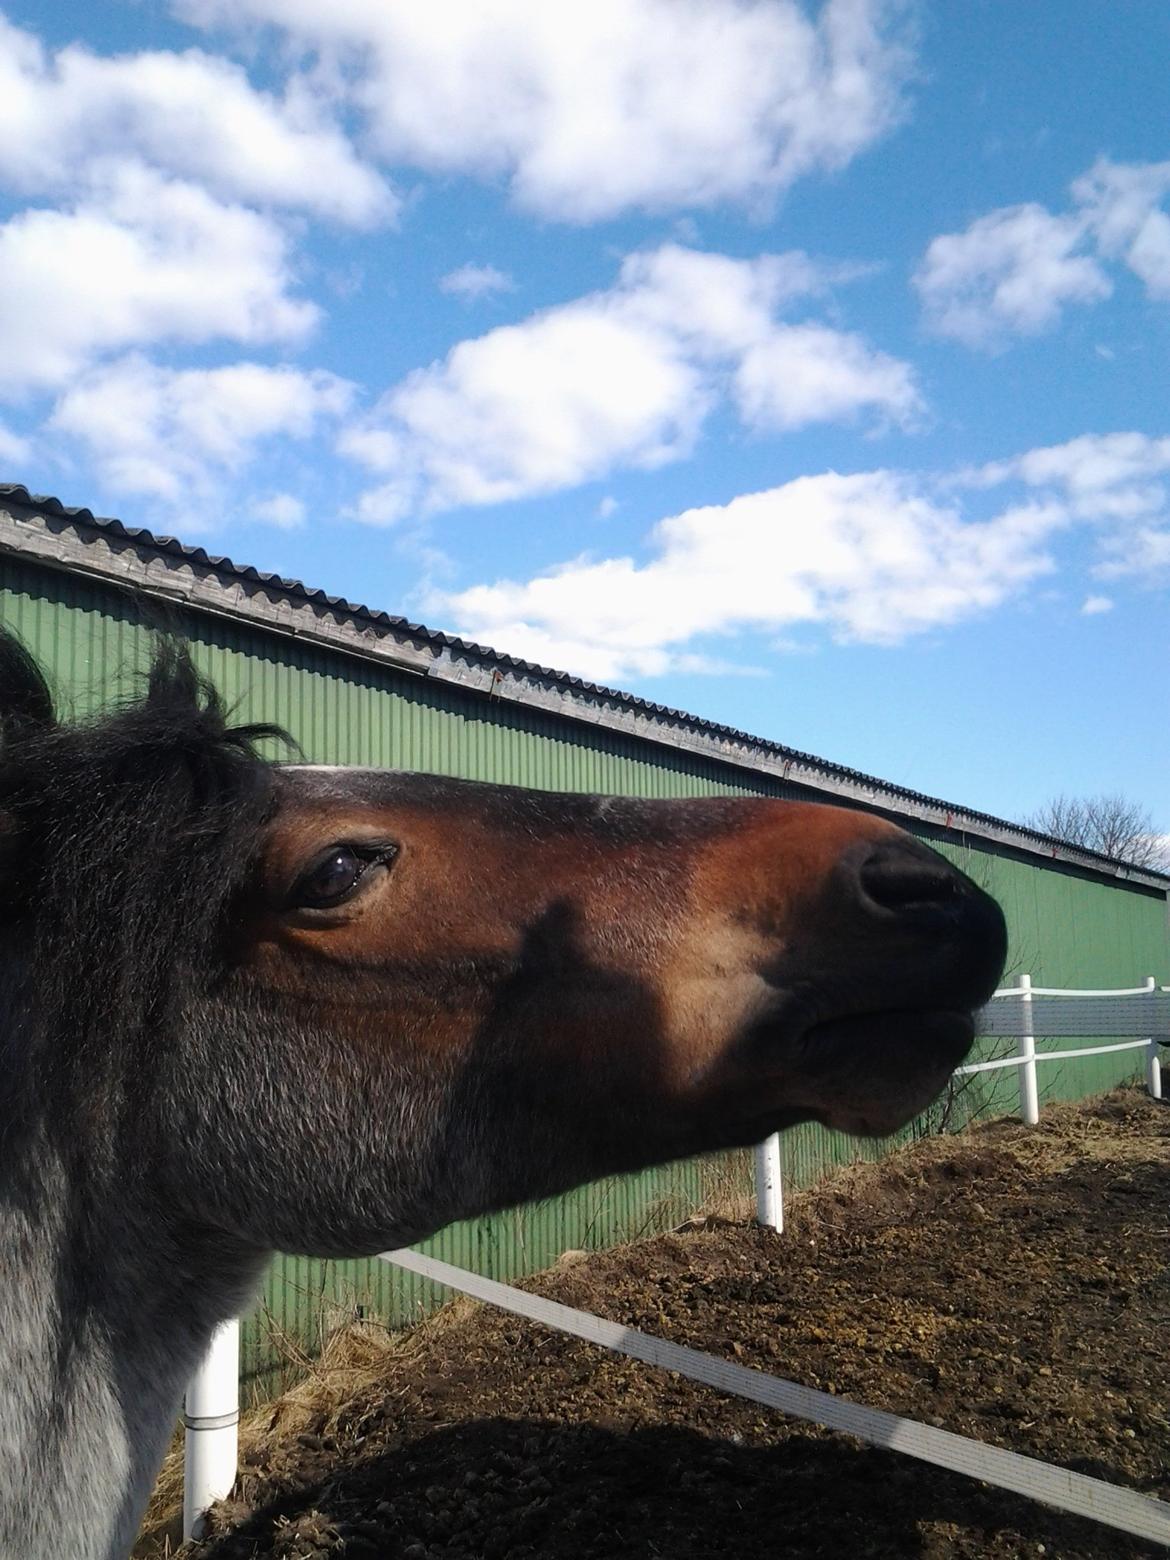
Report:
352,842,399,869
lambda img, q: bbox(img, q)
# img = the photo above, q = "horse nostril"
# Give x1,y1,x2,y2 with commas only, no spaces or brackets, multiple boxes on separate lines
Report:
858,843,965,917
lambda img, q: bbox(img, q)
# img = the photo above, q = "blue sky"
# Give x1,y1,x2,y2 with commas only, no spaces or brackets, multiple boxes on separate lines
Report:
1,1,1167,831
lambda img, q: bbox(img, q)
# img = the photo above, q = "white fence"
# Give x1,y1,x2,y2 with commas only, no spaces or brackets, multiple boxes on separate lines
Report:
753,974,1167,1234
181,975,1170,1545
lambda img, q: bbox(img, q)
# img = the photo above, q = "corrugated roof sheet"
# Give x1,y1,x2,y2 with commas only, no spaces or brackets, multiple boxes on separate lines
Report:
1,481,1166,884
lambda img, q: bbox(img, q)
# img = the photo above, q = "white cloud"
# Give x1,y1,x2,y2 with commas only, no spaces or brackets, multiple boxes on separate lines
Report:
431,471,1063,682
735,322,917,430
251,491,307,528
50,356,353,503
1073,158,1170,298
0,12,391,224
439,263,515,302
969,431,1170,519
917,158,1170,348
963,431,1170,582
340,244,920,522
915,204,1110,348
1081,595,1113,615
1095,526,1170,579
174,0,912,221
0,165,316,393
0,417,31,465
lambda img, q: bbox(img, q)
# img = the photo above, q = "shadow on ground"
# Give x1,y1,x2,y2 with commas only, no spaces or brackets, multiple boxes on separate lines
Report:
196,1415,1162,1560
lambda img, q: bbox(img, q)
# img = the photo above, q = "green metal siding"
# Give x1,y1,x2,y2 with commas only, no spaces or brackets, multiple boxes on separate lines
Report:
934,839,1169,1116
3,554,1167,1399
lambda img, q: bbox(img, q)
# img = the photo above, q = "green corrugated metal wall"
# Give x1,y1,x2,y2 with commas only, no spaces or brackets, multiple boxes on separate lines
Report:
3,553,1167,1399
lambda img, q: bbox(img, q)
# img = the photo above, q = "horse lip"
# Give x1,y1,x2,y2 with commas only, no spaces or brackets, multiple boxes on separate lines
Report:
798,1006,977,1060
744,1001,978,1068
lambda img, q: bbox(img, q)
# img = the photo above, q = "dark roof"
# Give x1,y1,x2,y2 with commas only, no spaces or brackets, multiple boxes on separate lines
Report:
1,482,1166,887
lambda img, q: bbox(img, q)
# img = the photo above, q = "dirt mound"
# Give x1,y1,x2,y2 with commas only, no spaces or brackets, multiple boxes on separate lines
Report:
154,1090,1169,1559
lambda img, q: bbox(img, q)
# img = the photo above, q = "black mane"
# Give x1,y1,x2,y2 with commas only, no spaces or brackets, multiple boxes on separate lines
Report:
0,627,55,741
0,627,287,1082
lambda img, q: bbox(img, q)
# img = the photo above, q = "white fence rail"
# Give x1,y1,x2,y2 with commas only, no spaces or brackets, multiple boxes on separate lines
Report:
181,974,1169,1543
753,974,1167,1233
379,1247,1170,1548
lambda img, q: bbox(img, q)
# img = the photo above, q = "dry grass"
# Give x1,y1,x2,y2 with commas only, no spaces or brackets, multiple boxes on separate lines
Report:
677,1145,755,1227
134,1298,489,1556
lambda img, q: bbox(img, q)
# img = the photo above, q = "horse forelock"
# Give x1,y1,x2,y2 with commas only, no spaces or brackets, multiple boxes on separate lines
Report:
0,627,56,742
0,629,286,1087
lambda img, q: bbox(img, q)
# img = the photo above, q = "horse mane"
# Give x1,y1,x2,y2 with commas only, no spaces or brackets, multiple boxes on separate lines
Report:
0,628,288,1096
0,630,55,740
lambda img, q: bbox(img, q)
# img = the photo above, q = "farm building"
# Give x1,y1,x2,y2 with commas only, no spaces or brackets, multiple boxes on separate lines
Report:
2,481,1167,1397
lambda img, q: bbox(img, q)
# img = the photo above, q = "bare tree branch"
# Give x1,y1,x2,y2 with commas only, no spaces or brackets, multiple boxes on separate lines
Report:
1023,792,1170,871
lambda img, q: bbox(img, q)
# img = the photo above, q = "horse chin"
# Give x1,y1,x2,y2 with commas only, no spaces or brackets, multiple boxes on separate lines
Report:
745,1007,976,1140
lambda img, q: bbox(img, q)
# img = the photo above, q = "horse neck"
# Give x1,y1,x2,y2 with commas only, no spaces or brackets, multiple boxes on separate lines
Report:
0,1105,265,1560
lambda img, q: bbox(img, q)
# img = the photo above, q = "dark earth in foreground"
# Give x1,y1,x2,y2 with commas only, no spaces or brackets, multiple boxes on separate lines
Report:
147,1088,1168,1560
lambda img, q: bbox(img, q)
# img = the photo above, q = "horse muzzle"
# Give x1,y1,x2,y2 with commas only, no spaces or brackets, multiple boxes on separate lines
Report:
734,835,1008,1137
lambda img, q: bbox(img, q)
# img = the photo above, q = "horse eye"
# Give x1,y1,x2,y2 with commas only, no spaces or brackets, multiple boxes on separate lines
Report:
291,845,394,910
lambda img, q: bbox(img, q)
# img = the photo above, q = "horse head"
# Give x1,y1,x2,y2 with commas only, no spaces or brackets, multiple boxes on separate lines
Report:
1,629,1005,1255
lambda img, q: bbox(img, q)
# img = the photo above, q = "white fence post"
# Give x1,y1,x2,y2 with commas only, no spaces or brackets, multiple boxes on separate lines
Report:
1145,979,1163,1100
1017,973,1040,1125
183,1317,240,1543
754,1133,783,1232
1146,1039,1163,1101
1148,973,1166,1098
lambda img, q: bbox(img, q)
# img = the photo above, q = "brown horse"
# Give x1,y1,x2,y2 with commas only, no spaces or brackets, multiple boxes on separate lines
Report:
0,628,1006,1559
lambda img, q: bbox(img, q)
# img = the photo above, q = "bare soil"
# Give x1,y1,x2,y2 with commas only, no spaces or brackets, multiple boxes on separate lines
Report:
164,1089,1169,1559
